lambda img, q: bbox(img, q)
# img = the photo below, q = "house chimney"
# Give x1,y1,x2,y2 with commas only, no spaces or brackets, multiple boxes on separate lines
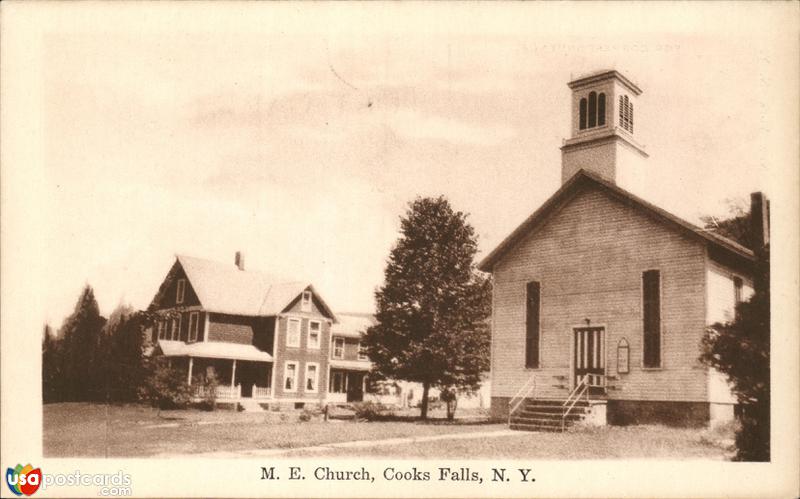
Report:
750,192,770,250
235,251,245,271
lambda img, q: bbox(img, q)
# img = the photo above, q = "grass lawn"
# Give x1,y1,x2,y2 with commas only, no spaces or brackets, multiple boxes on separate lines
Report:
43,403,503,458
285,424,734,460
43,403,733,459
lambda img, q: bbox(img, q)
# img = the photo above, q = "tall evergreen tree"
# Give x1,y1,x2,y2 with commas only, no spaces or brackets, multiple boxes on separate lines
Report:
42,324,62,403
59,285,106,401
105,307,154,402
363,196,492,419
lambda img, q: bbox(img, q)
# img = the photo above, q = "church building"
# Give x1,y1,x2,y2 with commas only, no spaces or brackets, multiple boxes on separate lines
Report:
479,70,767,428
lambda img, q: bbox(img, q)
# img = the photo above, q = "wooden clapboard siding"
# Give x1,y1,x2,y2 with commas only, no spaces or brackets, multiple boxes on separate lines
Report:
272,314,332,400
491,186,709,402
207,313,256,344
705,258,754,404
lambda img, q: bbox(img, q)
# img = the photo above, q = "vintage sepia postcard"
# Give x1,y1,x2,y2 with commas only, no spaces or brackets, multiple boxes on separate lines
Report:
1,2,798,498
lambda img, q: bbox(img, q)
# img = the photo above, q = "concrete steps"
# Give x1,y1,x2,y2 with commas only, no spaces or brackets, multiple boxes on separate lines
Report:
238,398,265,412
509,398,591,433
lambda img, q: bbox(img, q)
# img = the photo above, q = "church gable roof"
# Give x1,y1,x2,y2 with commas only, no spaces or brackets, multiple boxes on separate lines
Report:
478,169,754,272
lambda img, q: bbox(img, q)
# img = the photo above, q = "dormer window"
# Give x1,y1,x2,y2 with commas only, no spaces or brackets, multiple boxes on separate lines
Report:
619,95,634,133
176,279,186,304
301,290,312,312
579,91,606,130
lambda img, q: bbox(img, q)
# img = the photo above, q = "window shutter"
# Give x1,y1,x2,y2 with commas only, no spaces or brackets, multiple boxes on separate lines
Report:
525,281,541,369
642,270,661,368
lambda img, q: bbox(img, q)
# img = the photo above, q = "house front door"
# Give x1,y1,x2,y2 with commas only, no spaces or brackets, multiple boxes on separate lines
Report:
574,326,606,394
346,372,364,402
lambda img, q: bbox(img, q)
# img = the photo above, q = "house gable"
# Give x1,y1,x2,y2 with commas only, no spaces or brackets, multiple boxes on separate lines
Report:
282,287,335,319
148,260,202,311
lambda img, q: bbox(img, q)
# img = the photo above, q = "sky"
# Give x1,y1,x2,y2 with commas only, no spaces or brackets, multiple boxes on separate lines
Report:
6,3,796,327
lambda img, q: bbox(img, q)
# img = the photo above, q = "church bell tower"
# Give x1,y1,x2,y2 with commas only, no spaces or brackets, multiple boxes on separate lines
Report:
561,70,648,186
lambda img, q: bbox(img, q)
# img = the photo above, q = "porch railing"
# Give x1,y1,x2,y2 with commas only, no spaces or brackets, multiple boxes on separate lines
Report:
508,373,537,425
252,385,271,399
195,384,241,400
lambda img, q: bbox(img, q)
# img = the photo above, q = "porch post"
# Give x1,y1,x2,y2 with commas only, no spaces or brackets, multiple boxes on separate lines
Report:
187,357,193,386
231,359,237,390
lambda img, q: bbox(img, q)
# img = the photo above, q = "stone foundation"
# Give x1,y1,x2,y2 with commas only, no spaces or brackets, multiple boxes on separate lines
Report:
606,400,710,427
493,396,716,427
490,396,512,421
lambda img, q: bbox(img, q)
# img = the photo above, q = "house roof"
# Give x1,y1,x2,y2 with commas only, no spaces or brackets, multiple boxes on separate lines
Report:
478,169,755,272
331,312,375,338
173,255,337,320
157,340,274,362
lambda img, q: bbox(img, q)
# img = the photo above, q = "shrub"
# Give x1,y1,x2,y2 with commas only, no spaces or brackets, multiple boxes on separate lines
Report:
196,371,219,411
298,409,314,422
352,401,388,421
138,357,192,410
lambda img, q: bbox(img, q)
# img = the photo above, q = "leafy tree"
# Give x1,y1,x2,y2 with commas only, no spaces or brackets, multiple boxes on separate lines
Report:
58,285,107,401
363,196,492,420
700,199,752,248
700,202,769,461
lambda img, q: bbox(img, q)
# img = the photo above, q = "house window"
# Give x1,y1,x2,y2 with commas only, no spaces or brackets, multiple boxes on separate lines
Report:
176,279,186,304
525,281,541,369
358,341,368,360
188,312,199,342
332,337,344,359
301,290,312,312
305,363,319,392
642,270,661,368
157,320,167,340
286,318,301,348
330,371,345,393
733,276,743,304
284,362,298,392
171,315,182,341
308,320,321,349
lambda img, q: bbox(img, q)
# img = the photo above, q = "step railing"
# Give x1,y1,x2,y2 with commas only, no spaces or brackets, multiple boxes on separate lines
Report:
561,374,589,431
508,373,537,425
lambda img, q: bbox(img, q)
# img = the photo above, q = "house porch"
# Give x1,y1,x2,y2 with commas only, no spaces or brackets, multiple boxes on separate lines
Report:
189,357,273,401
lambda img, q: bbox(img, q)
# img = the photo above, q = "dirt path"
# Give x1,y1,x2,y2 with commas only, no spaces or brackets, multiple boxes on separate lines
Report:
159,428,520,458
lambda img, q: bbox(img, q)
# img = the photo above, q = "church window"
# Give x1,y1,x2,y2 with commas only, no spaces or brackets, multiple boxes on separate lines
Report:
579,92,606,131
620,95,634,133
597,93,606,126
579,98,587,130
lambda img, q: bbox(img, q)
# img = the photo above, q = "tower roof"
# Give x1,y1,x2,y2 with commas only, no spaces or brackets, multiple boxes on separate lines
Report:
568,69,642,95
